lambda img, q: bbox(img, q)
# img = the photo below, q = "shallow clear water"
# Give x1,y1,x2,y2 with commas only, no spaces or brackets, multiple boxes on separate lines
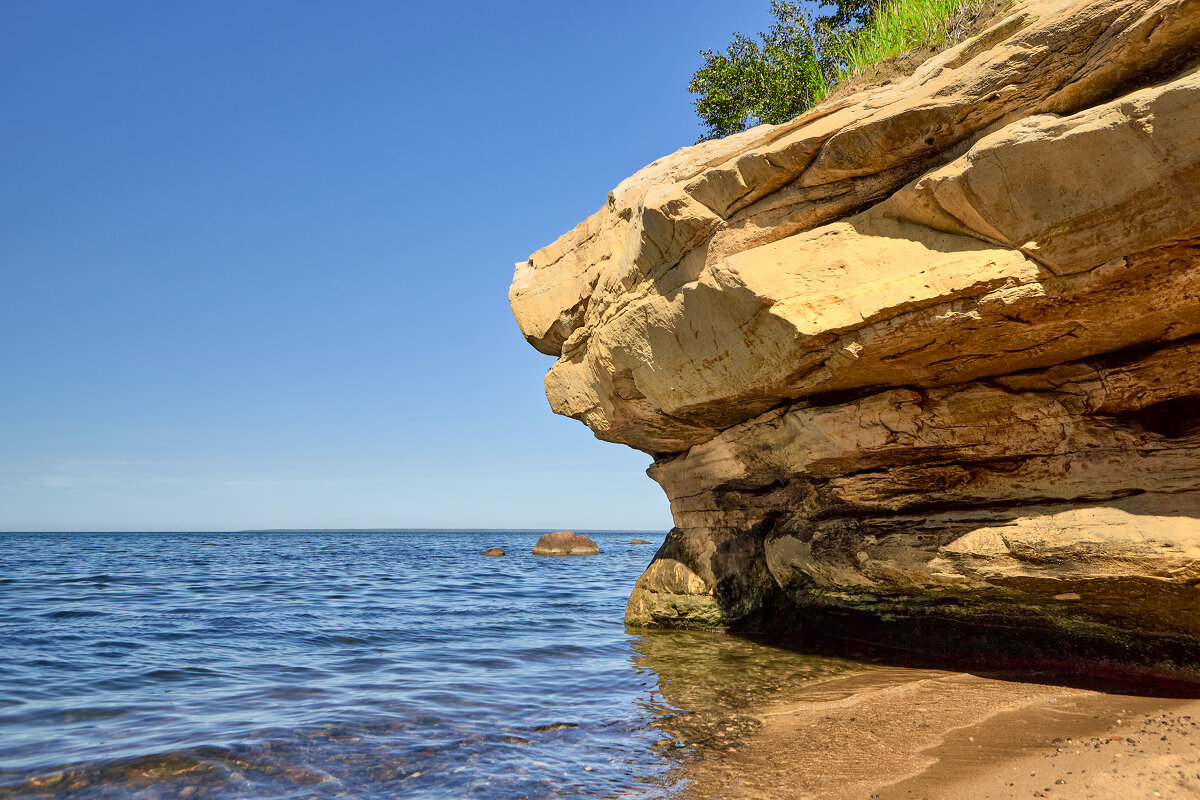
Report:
0,531,856,799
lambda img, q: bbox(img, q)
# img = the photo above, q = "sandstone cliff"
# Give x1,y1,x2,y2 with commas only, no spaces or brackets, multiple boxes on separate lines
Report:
511,0,1200,673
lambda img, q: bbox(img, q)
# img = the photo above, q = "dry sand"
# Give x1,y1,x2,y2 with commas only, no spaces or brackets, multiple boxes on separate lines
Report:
671,667,1200,800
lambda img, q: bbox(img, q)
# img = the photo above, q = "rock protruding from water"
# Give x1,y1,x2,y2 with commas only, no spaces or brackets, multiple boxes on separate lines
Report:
482,548,505,557
630,539,652,545
510,0,1200,674
532,531,600,556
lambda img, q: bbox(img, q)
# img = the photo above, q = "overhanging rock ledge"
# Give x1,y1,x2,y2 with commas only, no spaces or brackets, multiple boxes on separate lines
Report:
510,0,1200,676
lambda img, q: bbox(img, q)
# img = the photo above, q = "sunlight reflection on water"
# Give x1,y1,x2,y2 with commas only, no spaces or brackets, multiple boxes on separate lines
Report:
0,531,860,799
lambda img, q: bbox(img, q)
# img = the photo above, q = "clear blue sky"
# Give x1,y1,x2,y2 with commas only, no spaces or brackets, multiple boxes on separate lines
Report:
0,1,783,531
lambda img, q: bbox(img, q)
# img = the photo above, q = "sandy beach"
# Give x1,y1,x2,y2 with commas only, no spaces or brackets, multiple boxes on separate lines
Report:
671,666,1200,800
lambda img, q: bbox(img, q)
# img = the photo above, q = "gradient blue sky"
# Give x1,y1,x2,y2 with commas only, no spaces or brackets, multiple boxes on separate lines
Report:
1,1,786,531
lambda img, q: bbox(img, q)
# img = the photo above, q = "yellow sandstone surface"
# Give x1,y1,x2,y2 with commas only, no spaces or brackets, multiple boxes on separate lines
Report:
511,0,1200,670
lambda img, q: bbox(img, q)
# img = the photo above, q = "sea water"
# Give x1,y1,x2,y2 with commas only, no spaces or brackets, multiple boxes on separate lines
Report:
0,531,854,799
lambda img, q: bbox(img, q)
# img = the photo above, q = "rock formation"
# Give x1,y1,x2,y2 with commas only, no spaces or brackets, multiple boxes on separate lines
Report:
532,531,601,556
482,548,506,557
511,0,1200,672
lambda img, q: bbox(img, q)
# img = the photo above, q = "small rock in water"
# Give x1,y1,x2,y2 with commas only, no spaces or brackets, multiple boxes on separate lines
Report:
629,539,652,545
532,531,599,556
481,548,505,557
534,722,578,732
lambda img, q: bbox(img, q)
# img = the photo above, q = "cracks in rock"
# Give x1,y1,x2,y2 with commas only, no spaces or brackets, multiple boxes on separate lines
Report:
1002,322,1086,353
878,338,941,363
1117,395,1200,439
570,111,1200,458
528,226,604,275
681,420,1200,517
652,333,1200,461
1045,9,1200,117
811,487,1153,523
918,322,1086,371
945,11,1036,70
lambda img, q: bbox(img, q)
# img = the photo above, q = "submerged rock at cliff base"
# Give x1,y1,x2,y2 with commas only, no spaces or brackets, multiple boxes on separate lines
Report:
532,531,600,556
511,0,1200,676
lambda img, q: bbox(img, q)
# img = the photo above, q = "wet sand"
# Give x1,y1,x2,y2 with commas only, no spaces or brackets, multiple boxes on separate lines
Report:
671,666,1200,799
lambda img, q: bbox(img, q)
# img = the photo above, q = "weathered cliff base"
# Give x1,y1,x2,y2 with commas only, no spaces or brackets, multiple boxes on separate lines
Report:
511,0,1200,677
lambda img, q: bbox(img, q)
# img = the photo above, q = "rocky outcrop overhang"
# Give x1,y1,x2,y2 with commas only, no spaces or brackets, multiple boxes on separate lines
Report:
511,0,1200,675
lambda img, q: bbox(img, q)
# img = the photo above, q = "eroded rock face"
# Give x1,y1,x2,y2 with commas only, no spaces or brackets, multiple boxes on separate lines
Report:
511,0,1200,671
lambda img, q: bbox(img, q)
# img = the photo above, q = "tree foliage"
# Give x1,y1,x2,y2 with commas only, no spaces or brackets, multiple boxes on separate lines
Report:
819,0,878,29
689,1,876,141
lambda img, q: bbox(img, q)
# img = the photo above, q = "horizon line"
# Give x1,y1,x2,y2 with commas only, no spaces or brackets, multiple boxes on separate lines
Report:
0,527,669,534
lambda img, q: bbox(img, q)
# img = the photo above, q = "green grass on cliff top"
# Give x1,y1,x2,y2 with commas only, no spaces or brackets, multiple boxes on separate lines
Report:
840,0,1002,76
691,0,1010,140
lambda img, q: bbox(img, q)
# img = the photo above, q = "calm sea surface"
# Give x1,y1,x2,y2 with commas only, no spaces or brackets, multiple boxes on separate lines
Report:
0,531,856,799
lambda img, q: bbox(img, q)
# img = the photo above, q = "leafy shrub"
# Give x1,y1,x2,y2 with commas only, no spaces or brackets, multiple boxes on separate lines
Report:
690,0,997,141
689,2,843,141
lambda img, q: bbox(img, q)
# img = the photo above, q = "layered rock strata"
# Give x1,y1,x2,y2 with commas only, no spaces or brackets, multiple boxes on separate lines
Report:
511,0,1200,671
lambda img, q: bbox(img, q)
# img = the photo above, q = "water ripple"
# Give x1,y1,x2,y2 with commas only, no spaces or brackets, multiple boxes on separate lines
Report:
0,530,861,799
